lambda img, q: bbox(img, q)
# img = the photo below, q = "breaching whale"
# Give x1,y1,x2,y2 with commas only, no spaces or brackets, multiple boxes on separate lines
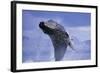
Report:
39,20,74,61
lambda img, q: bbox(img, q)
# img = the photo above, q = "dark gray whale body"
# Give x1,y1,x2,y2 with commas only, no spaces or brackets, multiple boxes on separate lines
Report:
39,20,73,61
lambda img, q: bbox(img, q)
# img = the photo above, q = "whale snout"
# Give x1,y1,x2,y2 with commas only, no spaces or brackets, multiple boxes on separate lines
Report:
39,21,48,33
39,21,54,35
39,21,45,29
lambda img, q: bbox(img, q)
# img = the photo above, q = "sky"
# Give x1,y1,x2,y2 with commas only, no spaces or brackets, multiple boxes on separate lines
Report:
22,10,91,62
22,10,91,30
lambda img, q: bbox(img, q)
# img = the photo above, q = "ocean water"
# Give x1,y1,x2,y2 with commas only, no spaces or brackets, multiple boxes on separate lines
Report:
22,28,91,63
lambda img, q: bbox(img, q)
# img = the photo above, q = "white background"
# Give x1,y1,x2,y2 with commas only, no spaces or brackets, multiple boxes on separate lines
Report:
0,0,99,73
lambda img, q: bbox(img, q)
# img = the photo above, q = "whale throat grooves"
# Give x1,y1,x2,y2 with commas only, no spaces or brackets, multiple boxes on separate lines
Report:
49,30,69,61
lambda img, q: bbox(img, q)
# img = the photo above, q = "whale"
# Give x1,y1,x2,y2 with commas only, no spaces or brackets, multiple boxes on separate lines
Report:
39,20,74,61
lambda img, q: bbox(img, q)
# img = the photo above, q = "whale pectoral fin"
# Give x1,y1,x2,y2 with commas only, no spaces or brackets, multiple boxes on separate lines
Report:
64,32,69,38
64,32,75,51
68,42,75,51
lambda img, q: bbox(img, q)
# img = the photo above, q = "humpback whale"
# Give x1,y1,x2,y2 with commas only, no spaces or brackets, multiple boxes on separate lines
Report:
39,20,74,61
